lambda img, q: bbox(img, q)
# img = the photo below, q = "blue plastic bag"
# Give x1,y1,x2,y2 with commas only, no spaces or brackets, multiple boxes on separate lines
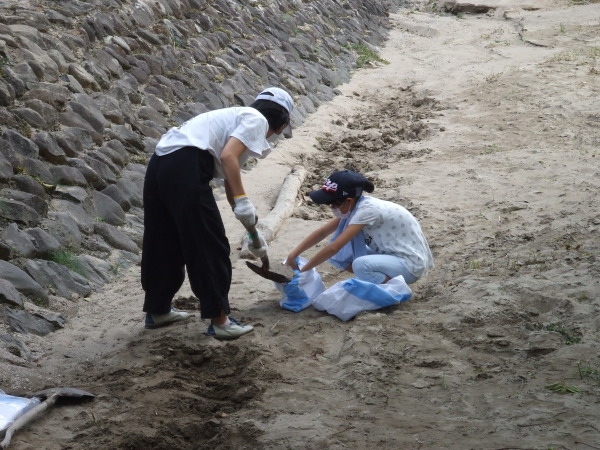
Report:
312,275,412,321
275,257,326,312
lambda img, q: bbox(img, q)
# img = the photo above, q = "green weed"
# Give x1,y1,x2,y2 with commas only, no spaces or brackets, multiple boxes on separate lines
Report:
543,323,582,345
46,249,85,276
347,44,389,69
545,381,581,394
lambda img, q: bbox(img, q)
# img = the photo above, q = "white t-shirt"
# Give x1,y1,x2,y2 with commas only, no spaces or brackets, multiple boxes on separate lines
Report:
154,107,272,179
350,196,434,277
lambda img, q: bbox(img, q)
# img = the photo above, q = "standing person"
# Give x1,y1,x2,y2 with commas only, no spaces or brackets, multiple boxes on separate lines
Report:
285,170,433,285
141,87,294,340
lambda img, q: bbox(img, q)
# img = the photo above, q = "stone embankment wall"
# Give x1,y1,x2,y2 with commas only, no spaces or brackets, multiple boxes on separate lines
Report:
0,0,398,339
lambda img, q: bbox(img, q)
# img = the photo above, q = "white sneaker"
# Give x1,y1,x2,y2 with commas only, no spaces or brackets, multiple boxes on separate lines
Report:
207,317,254,341
145,308,192,329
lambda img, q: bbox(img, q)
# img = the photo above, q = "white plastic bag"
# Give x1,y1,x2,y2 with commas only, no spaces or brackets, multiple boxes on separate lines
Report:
275,257,326,312
312,275,412,321
0,391,40,438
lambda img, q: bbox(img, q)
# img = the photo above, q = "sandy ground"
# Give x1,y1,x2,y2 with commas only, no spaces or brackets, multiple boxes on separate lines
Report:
3,1,600,448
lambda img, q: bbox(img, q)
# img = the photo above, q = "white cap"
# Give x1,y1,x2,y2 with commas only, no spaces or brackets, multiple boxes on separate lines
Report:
255,87,294,113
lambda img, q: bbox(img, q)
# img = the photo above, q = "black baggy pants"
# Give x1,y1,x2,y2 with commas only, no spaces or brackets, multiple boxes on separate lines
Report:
141,147,232,319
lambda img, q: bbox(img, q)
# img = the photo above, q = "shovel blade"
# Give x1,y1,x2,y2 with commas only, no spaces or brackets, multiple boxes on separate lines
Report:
245,261,292,283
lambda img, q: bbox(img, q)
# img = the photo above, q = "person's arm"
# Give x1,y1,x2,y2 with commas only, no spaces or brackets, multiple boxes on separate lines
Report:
300,223,365,272
220,136,248,203
285,218,340,269
221,136,260,229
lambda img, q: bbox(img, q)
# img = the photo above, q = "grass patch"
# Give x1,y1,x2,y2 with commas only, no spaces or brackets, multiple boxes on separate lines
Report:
577,360,600,385
348,44,389,68
543,323,582,345
545,381,581,394
45,249,85,276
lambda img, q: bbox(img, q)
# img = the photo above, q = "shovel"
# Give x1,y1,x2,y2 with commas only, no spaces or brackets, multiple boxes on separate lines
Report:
1,387,94,449
244,224,293,283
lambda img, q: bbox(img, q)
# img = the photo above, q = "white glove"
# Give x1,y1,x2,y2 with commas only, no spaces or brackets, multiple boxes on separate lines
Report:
248,230,268,258
233,195,257,228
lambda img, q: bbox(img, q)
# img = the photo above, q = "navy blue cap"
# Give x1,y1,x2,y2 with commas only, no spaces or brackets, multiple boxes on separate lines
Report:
309,170,370,204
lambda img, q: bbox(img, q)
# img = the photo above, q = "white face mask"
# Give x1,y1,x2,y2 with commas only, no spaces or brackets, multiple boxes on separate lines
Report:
332,206,351,219
267,133,281,144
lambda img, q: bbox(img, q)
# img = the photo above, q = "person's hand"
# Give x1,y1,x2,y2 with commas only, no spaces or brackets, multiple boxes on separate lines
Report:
248,230,268,258
284,255,300,271
233,195,257,228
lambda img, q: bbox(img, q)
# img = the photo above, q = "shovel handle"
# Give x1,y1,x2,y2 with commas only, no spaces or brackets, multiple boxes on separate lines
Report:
1,393,59,449
244,224,269,270
245,224,263,249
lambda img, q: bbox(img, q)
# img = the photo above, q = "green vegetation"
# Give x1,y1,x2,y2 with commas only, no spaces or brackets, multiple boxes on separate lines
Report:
45,249,85,276
545,381,581,394
543,323,582,345
577,360,600,385
346,43,389,69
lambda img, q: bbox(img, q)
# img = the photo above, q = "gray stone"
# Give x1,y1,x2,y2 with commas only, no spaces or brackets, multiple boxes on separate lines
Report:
62,126,96,151
68,98,110,133
143,93,171,115
2,129,39,158
93,93,128,125
0,152,13,182
2,223,37,258
0,198,41,227
94,222,139,254
82,234,112,253
0,260,48,305
0,333,31,360
31,131,67,165
3,306,55,336
24,259,92,299
0,279,24,308
104,141,129,167
0,79,15,106
12,107,48,130
106,124,145,151
43,212,83,249
76,255,112,288
10,61,39,84
0,241,12,260
58,112,103,143
13,157,55,184
93,190,126,226
55,131,83,158
87,150,119,175
24,227,61,257
130,120,163,139
24,99,58,128
50,199,95,235
101,184,131,212
82,155,117,185
94,49,123,77
68,63,100,91
34,311,66,329
21,85,70,110
8,24,44,47
67,158,106,190
82,60,110,89
0,189,48,216
52,185,90,205
13,174,47,199
49,165,88,187
61,74,86,94
0,67,26,99
138,105,169,128
116,177,143,208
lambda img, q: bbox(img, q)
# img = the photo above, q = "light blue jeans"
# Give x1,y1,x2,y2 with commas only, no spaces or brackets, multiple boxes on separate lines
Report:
352,254,418,285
